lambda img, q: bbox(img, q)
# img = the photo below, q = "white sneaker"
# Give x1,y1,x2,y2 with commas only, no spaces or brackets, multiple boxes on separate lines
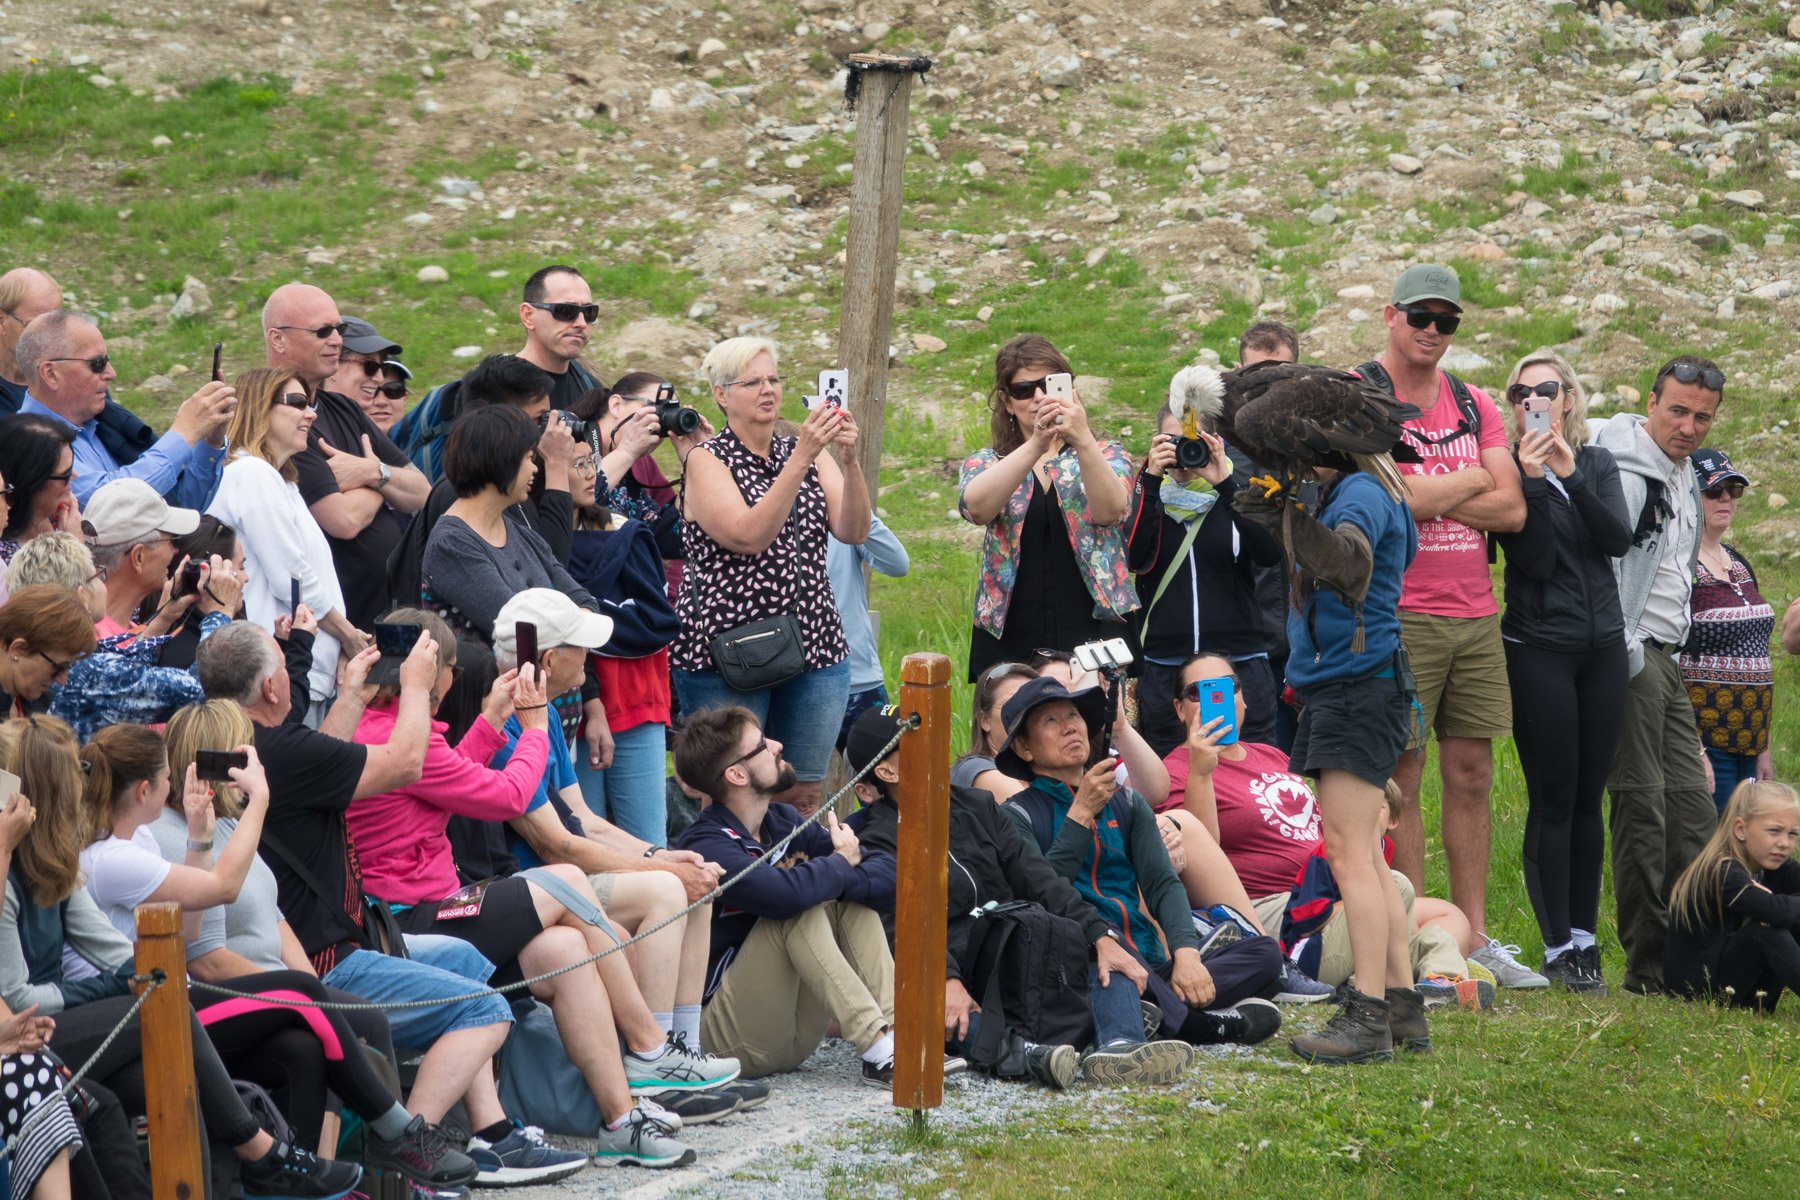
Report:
624,1032,741,1093
1471,938,1550,989
593,1105,695,1169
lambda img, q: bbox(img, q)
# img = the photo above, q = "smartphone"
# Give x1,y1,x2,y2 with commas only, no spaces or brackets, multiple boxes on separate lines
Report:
367,622,422,687
211,342,224,383
175,560,204,599
195,749,249,783
514,621,540,677
1522,395,1552,438
1072,637,1133,673
0,769,19,801
289,576,302,617
818,369,847,410
1195,676,1239,747
1045,372,1073,402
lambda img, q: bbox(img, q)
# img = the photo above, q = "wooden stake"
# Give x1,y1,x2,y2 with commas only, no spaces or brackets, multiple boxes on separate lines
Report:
136,903,205,1200
892,651,951,1113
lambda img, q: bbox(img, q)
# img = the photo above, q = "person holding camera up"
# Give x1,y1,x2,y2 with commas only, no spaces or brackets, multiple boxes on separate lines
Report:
960,334,1136,683
1128,380,1283,758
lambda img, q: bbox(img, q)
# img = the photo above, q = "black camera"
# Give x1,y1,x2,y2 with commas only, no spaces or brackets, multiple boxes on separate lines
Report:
653,384,700,437
539,411,596,443
1174,436,1211,470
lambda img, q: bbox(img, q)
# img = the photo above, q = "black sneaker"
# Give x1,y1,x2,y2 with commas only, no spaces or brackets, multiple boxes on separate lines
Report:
861,1056,895,1088
238,1139,362,1200
1192,997,1282,1045
720,1078,771,1111
1578,945,1609,993
366,1115,477,1189
646,1088,741,1124
1140,997,1165,1038
1543,949,1602,993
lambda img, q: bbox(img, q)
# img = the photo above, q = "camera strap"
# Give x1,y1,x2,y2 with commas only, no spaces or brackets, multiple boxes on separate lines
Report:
1143,516,1206,624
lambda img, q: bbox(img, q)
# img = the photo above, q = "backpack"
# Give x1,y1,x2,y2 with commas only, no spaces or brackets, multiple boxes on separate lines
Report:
960,901,1095,1066
1010,786,1137,857
391,378,462,482
1357,358,1482,446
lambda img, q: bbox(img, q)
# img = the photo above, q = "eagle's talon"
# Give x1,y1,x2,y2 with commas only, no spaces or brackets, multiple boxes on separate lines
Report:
1248,474,1283,499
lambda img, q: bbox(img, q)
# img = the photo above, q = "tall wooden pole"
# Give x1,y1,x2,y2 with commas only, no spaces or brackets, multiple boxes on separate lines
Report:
840,53,931,493
136,903,205,1200
892,651,950,1117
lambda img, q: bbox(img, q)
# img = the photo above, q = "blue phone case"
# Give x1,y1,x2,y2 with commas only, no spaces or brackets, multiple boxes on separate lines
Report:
1197,676,1238,746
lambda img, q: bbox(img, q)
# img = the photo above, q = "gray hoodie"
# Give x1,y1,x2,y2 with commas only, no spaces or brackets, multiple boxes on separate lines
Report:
1589,412,1700,677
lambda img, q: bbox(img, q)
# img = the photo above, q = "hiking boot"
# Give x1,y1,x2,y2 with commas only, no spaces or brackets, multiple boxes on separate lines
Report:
1471,938,1550,989
1191,997,1282,1045
1578,945,1609,994
593,1106,695,1169
1079,1040,1195,1085
1140,997,1165,1039
624,1033,741,1093
466,1121,588,1186
366,1115,478,1189
644,1089,741,1124
238,1139,363,1200
1385,986,1430,1053
1544,949,1604,994
1289,989,1393,1065
1271,961,1336,1004
1417,974,1495,1010
1024,1043,1080,1090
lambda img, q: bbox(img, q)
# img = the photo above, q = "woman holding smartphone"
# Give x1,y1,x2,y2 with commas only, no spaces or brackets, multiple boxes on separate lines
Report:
1494,349,1631,994
959,334,1135,682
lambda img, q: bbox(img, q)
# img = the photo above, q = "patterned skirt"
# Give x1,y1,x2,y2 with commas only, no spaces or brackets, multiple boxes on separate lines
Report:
0,1052,83,1200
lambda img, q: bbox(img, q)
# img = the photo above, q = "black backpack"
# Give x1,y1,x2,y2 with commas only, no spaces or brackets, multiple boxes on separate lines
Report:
961,901,1094,1065
1357,358,1482,446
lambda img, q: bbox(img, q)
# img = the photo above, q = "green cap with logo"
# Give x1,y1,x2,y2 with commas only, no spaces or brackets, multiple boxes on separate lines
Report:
1392,263,1462,312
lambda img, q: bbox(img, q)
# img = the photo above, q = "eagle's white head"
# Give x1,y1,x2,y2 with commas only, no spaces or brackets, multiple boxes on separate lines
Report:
1168,364,1224,427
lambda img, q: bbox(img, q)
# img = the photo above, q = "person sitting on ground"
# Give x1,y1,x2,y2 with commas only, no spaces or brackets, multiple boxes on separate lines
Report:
1031,649,1169,806
952,662,1038,802
996,676,1284,1059
1665,779,1800,1012
672,705,902,1084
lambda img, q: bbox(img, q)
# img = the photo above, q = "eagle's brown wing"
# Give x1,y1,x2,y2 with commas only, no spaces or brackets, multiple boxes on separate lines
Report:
1223,362,1421,476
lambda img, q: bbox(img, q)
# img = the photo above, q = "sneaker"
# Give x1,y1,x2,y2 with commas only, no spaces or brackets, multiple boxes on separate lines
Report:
860,1054,964,1088
645,1089,740,1124
624,1032,741,1093
1578,945,1609,993
239,1139,363,1200
1078,1040,1196,1085
466,1122,587,1186
593,1106,695,1170
1140,997,1165,1038
367,1116,478,1190
1417,973,1495,1010
1463,957,1497,990
1195,916,1244,957
1191,997,1282,1045
1543,949,1605,993
1471,938,1550,989
634,1095,681,1133
719,1078,771,1111
1024,1043,1080,1090
1271,961,1336,1004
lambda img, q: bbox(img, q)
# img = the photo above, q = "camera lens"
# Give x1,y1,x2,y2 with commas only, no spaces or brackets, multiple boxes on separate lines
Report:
658,403,701,436
1174,437,1211,470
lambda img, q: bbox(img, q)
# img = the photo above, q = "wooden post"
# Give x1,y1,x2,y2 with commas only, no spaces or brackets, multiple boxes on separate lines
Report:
892,651,951,1115
839,51,932,494
136,903,205,1200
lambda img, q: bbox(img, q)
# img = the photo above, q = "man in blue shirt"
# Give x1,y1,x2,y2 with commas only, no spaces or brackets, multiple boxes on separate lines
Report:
14,309,232,509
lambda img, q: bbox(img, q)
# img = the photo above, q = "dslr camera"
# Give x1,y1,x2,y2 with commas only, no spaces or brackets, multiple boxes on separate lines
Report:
1173,435,1212,470
540,410,596,443
653,383,701,437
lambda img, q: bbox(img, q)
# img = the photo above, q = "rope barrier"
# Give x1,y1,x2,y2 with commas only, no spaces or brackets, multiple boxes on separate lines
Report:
187,715,919,1015
0,972,164,1167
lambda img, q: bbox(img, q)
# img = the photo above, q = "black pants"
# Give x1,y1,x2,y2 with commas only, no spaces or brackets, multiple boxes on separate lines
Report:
1675,923,1800,1013
1506,639,1627,949
1143,934,1283,1038
1137,656,1279,760
398,875,546,989
63,1078,150,1200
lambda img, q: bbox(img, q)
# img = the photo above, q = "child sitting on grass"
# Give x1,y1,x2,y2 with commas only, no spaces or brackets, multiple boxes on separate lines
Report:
1665,779,1800,1012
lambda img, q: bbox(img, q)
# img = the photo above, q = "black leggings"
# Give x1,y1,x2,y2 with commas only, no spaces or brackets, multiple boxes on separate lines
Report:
195,971,401,1152
67,1079,151,1200
1677,923,1800,1013
1505,639,1628,949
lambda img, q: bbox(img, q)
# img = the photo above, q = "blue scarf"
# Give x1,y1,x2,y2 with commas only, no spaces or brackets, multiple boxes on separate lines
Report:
1160,466,1230,524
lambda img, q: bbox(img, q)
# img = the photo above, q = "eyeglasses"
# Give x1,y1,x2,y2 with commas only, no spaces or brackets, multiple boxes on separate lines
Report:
725,375,781,391
717,737,770,783
275,322,348,340
274,391,317,411
1506,380,1564,404
1654,361,1726,393
36,650,79,676
527,301,599,324
1179,679,1236,702
572,456,599,479
344,359,385,378
47,466,75,484
1007,377,1051,400
1397,305,1461,335
48,354,110,374
1703,482,1746,500
377,382,408,400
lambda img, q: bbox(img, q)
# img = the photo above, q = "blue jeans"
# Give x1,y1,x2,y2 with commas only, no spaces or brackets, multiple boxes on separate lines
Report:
674,658,851,782
575,721,669,846
324,939,512,1052
1087,963,1147,1047
1706,746,1758,814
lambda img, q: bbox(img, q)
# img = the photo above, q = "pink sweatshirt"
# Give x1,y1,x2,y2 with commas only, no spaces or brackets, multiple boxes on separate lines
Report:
345,705,549,905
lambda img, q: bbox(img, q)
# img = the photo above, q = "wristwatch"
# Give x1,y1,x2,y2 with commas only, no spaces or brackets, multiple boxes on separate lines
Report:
375,461,393,489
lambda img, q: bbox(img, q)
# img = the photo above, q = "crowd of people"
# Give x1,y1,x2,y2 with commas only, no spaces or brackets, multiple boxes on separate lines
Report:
0,253,1795,1199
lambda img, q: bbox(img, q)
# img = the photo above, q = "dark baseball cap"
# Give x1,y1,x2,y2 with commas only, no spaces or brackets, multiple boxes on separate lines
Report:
1392,263,1462,312
994,675,1108,780
845,705,909,780
1690,447,1749,491
340,316,402,357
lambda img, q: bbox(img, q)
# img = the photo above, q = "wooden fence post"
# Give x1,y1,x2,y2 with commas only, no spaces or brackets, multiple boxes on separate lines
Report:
892,651,951,1117
136,903,204,1200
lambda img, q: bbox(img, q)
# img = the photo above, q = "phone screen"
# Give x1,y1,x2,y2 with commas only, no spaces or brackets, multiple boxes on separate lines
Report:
211,342,224,383
514,621,540,674
289,577,302,616
195,749,248,783
374,622,422,659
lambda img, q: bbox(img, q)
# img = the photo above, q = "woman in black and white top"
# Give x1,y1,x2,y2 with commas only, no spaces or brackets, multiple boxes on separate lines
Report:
673,337,871,814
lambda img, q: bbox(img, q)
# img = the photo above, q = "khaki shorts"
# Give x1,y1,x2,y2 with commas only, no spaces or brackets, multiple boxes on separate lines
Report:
587,872,619,906
1254,871,1465,986
1400,610,1512,748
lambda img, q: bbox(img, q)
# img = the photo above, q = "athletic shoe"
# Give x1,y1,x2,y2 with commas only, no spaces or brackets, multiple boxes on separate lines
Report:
366,1116,478,1190
1025,1043,1080,1089
1140,997,1165,1038
593,1106,695,1169
624,1032,741,1093
1417,973,1495,1010
1543,949,1605,993
1078,1040,1195,1085
1578,945,1609,993
1463,957,1497,990
239,1139,363,1200
466,1122,587,1187
634,1095,681,1132
720,1078,771,1111
1195,916,1244,957
944,1055,970,1077
860,1054,965,1088
1271,961,1336,1004
1471,938,1550,989
645,1088,740,1125
1191,997,1282,1045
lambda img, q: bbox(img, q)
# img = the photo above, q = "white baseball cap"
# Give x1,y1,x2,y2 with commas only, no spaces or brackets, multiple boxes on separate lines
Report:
84,478,200,546
494,588,614,659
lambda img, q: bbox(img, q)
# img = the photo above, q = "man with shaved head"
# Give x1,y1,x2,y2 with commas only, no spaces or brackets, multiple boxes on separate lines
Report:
1,266,159,467
263,283,428,629
16,308,232,508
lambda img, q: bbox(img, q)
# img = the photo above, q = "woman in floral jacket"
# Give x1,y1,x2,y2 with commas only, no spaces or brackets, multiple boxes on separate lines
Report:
959,334,1137,682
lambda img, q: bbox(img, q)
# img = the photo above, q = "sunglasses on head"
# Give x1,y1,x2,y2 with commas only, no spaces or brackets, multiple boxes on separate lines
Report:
1006,377,1051,401
1397,305,1461,335
1655,361,1726,393
48,354,110,374
528,301,599,324
1506,380,1564,404
274,390,316,411
376,381,408,400
276,322,349,340
1703,481,1746,500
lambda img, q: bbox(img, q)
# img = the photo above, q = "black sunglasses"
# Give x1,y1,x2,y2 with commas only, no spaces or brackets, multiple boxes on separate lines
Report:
276,323,348,340
274,390,317,411
377,382,408,400
1397,305,1461,335
528,301,600,324
1006,377,1051,400
1655,361,1726,393
1506,380,1564,404
48,354,110,374
1703,482,1746,500
343,359,386,378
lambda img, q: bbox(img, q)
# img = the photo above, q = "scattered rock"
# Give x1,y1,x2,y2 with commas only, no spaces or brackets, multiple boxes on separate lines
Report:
1337,284,1376,300
452,345,483,359
1717,296,1737,319
1723,190,1765,211
1467,242,1505,262
167,276,212,320
1686,225,1729,251
1388,153,1424,175
976,305,994,323
1750,281,1794,301
139,374,176,394
1770,493,1790,510
151,135,172,149
1161,293,1195,313
416,265,450,284
304,248,336,267
1087,206,1121,225
1307,204,1338,226
88,74,115,89
1616,385,1641,408
964,160,988,179
696,37,728,63
687,300,719,321
1583,234,1622,258
1590,292,1628,314
1791,15,1800,39
1520,199,1553,220
911,333,947,353
1035,45,1082,88
597,317,716,367
1441,350,1492,373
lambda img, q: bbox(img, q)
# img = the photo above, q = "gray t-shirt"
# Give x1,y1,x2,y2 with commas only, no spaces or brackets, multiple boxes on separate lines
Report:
950,755,996,791
149,809,287,972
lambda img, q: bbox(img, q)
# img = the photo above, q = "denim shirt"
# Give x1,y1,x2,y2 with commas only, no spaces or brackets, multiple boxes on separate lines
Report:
47,612,229,741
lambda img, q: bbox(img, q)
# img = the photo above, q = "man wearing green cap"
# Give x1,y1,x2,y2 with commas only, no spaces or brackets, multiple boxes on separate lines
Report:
1358,264,1541,990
